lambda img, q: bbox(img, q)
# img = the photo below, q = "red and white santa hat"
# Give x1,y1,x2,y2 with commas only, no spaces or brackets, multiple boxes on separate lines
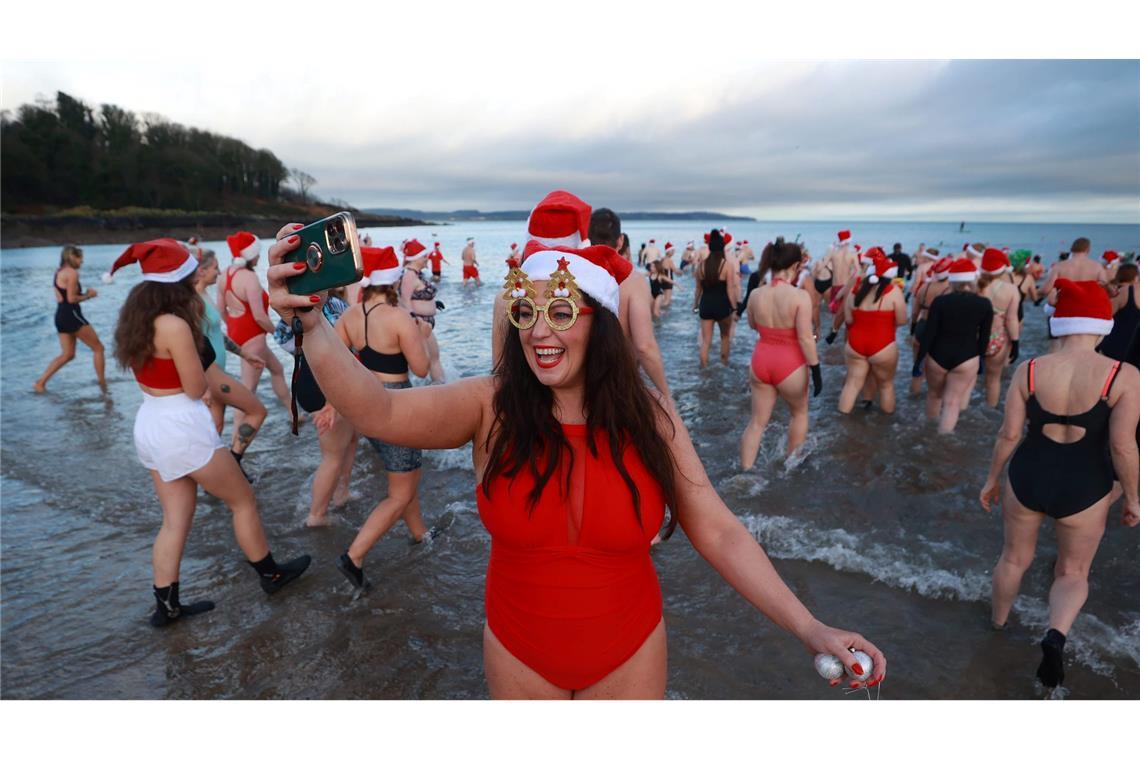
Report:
685,240,695,249
523,190,591,250
432,241,441,250
947,258,979,283
402,238,428,261
964,242,984,258
1102,250,1120,264
665,241,674,252
1050,279,1113,336
981,248,1011,275
837,229,852,245
932,256,954,280
227,231,261,267
519,190,630,314
362,246,402,286
867,252,898,284
103,238,198,284
510,242,518,251
721,229,733,245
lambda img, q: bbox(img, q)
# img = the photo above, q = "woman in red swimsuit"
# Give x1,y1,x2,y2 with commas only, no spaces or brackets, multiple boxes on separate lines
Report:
838,252,907,414
220,231,293,424
740,238,822,469
108,239,310,628
267,193,887,699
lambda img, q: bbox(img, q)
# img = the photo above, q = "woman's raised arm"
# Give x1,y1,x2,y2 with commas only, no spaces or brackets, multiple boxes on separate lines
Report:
267,224,487,450
661,405,887,685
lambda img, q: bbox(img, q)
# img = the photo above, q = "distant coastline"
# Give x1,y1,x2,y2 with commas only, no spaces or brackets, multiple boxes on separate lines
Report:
363,207,756,223
0,205,428,250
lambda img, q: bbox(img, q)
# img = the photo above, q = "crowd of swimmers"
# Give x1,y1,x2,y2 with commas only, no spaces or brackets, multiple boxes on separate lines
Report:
33,192,1138,698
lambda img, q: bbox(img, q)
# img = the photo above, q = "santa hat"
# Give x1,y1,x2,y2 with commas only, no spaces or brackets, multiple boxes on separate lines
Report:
867,253,898,284
742,240,750,246
665,242,674,252
510,242,518,251
432,241,441,250
837,229,852,245
685,241,695,249
964,243,984,258
361,246,402,286
518,191,631,312
227,231,261,267
920,247,940,261
947,258,978,283
1050,279,1113,336
981,248,1010,275
103,238,198,284
402,238,428,261
1103,250,1120,264
525,190,592,250
519,244,629,315
932,256,953,281
721,230,733,245
703,233,711,244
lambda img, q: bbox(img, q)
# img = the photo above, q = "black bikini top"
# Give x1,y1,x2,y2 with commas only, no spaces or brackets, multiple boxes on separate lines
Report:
358,303,409,374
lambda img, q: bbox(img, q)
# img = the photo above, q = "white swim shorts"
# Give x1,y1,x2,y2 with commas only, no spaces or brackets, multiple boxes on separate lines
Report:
133,393,225,482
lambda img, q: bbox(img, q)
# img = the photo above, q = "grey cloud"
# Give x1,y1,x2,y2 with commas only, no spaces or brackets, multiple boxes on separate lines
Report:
288,60,1139,218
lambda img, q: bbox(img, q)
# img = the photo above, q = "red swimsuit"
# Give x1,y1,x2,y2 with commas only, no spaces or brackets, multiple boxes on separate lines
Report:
847,283,898,358
477,423,666,691
223,269,270,346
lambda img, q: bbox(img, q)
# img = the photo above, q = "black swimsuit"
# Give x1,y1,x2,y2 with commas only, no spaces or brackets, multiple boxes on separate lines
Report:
920,291,993,370
1008,359,1122,518
698,262,733,321
813,265,833,295
53,270,89,334
1098,285,1140,362
358,304,409,374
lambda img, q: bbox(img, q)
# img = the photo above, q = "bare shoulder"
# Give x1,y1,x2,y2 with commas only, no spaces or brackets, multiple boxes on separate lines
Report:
152,313,192,348
1112,361,1140,392
58,267,78,282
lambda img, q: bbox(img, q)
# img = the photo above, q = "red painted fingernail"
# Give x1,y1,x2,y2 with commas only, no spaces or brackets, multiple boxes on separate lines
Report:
289,235,299,243
852,663,864,676
309,296,321,303
293,223,304,229
293,262,307,270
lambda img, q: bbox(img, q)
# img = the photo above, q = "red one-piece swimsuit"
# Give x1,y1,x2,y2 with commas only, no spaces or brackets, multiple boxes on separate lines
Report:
223,268,270,346
477,423,667,691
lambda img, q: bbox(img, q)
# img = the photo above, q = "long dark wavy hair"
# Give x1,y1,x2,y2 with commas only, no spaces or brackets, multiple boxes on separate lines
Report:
701,229,726,289
484,293,680,538
113,274,205,369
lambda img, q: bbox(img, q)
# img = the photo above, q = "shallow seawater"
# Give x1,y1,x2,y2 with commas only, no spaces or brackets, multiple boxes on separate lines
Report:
2,220,1138,699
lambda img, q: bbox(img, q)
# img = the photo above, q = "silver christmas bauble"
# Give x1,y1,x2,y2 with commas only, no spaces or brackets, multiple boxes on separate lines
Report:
845,650,873,682
813,653,845,680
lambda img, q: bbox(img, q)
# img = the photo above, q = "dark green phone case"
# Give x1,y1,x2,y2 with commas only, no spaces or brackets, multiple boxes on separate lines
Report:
283,212,364,295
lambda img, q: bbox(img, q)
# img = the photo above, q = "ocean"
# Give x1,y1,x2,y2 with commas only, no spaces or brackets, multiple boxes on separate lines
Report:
1,219,1138,698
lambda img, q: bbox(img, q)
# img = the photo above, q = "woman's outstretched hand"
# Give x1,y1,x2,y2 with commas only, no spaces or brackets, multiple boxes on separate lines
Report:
979,477,1001,513
800,619,886,688
267,222,323,330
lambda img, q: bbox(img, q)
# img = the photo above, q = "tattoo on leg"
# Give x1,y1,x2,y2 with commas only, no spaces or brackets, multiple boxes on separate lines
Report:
238,423,255,444
220,384,231,394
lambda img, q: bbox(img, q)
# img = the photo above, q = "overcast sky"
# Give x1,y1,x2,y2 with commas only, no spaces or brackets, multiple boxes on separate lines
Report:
4,9,1138,222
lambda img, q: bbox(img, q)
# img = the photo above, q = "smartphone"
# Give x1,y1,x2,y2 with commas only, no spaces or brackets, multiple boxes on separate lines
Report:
283,212,364,295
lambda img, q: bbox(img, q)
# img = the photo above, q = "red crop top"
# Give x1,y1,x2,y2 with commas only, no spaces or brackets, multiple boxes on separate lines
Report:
133,356,181,390
476,423,667,691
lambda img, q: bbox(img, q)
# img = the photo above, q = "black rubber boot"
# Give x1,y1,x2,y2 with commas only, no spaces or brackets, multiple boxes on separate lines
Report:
1036,628,1066,688
250,553,312,595
150,582,215,628
336,553,369,591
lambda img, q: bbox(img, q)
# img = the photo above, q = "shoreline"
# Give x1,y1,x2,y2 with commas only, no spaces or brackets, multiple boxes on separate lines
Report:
0,208,430,250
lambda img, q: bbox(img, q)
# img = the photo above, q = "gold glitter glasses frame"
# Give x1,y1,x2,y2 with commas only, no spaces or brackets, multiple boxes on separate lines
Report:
507,296,595,331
